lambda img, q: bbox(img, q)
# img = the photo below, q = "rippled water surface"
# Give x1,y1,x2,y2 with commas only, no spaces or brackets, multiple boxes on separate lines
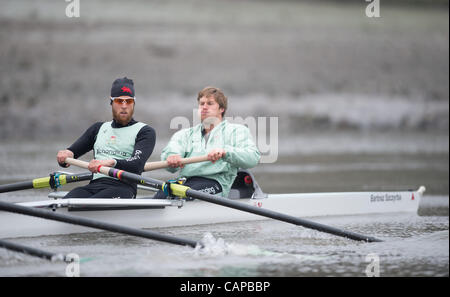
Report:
0,210,448,277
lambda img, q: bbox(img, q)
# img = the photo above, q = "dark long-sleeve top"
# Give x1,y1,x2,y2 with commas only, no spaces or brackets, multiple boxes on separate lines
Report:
66,119,156,176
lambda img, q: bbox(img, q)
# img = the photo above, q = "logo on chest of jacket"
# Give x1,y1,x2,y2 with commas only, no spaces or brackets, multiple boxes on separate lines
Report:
107,135,117,144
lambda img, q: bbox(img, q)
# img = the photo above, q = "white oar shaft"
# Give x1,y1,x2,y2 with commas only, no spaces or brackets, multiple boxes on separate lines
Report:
65,155,209,173
66,158,110,176
144,155,209,171
66,158,90,170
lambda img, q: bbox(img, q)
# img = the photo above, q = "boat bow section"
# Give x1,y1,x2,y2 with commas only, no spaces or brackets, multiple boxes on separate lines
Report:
263,186,424,218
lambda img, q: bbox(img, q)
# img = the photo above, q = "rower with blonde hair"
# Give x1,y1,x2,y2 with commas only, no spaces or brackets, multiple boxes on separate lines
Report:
154,86,260,199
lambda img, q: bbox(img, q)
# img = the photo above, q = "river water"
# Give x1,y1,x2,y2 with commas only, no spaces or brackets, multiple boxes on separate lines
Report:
0,133,448,278
0,213,448,277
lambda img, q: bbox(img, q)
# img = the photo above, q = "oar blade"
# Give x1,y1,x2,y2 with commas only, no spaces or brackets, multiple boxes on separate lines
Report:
0,238,65,262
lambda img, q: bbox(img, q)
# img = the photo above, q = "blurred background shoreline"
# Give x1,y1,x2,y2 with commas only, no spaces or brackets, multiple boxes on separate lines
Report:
0,0,448,138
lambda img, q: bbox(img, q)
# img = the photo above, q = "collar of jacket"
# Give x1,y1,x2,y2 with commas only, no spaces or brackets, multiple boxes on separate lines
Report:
201,120,226,136
112,118,137,128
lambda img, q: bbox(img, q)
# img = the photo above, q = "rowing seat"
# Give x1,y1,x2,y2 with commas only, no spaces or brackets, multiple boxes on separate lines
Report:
228,170,267,199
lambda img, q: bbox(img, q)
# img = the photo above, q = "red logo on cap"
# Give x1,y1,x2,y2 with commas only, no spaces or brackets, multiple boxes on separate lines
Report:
121,86,132,94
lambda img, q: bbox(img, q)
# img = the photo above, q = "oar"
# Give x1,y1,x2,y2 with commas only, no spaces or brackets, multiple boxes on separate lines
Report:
0,239,73,263
0,172,92,194
0,200,200,248
65,158,383,243
144,155,209,171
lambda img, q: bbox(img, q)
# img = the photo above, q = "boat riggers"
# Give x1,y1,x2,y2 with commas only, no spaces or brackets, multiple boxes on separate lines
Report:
48,172,63,189
162,179,189,199
65,158,383,243
0,172,92,194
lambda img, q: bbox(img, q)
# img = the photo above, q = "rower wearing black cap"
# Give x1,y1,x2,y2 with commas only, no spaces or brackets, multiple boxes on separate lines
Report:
56,77,156,198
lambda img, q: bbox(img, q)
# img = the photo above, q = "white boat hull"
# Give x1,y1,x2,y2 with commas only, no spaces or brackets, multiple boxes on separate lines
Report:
0,187,424,239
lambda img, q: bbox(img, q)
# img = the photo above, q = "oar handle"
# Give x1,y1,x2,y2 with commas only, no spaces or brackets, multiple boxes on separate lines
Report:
65,158,109,176
65,158,130,177
144,155,209,172
65,156,209,173
66,158,90,170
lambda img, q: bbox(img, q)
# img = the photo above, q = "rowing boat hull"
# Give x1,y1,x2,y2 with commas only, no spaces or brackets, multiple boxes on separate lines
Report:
0,187,424,239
